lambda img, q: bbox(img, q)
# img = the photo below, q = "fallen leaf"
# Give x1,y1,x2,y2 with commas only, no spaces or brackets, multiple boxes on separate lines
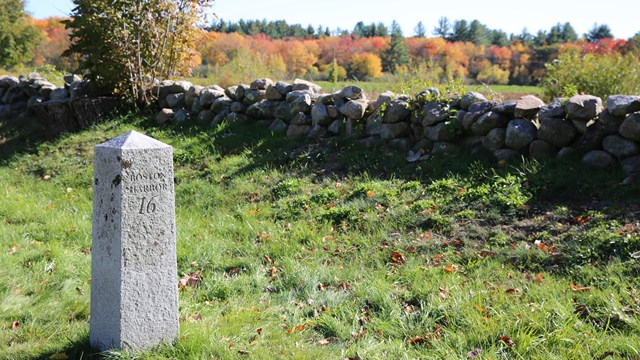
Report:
535,273,543,283
575,304,590,317
443,264,456,273
439,287,449,299
366,190,375,198
179,271,203,289
498,335,515,348
474,304,487,313
190,261,199,267
296,324,306,332
237,350,249,355
270,267,277,277
318,338,331,345
468,348,482,358
408,336,427,345
257,328,263,335
264,255,273,264
570,284,592,292
537,242,548,252
12,321,19,329
390,251,406,266
8,243,20,254
505,288,520,294
189,312,202,322
247,209,259,215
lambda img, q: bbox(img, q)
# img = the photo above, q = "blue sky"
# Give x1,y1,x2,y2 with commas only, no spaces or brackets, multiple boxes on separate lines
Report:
26,0,639,39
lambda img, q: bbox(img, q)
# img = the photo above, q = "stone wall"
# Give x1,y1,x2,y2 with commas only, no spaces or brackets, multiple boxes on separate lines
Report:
2,73,640,180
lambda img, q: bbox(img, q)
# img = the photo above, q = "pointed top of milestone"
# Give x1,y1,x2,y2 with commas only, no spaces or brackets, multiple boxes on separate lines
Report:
96,130,171,149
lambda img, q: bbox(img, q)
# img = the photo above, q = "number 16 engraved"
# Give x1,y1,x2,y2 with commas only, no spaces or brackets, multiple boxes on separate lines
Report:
138,195,159,214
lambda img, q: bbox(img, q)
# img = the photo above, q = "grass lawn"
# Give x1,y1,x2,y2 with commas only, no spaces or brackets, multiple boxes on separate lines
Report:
1,113,639,359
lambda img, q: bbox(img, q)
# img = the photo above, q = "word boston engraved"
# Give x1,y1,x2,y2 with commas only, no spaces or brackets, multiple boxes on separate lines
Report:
90,130,178,351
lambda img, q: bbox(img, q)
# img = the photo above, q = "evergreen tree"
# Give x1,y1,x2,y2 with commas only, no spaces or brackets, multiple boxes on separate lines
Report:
468,19,489,45
586,23,613,43
433,16,451,38
381,21,409,73
414,21,426,37
450,20,469,42
352,21,365,37
375,22,388,37
561,22,577,42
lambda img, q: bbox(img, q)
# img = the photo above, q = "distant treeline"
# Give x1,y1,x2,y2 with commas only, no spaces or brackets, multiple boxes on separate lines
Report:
208,17,630,45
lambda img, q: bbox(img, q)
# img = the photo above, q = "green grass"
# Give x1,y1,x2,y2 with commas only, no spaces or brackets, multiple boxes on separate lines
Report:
1,113,639,359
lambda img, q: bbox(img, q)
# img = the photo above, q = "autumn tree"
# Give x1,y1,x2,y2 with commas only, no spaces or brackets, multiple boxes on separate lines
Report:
64,0,212,104
349,52,382,79
0,0,42,68
381,21,409,74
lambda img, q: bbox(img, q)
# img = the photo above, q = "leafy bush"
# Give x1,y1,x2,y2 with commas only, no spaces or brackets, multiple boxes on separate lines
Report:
543,48,640,99
63,0,212,104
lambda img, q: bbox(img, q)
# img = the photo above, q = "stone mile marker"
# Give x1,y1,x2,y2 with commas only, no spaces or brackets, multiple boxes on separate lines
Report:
90,130,178,351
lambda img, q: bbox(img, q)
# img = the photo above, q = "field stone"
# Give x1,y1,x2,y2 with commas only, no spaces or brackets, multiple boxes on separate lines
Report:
339,85,365,100
243,89,266,105
340,99,368,120
582,150,615,168
328,119,344,134
602,134,640,159
156,108,174,124
224,85,238,100
312,103,331,126
292,79,321,93
0,75,19,88
91,131,178,351
621,155,640,175
184,85,204,108
482,128,506,151
230,101,247,113
493,149,521,162
566,94,603,121
493,100,517,115
421,102,448,126
286,124,312,138
199,89,225,108
269,119,288,133
172,109,189,124
557,147,578,161
275,81,293,95
307,125,329,139
383,99,411,123
537,118,578,147
166,93,185,108
366,117,383,135
575,125,609,152
265,85,284,100
380,122,410,140
460,91,486,110
250,78,274,90
375,91,395,108
538,98,566,120
505,119,537,150
598,109,625,132
471,111,508,136
196,109,214,126
290,93,312,115
606,95,640,117
514,95,545,119
190,97,201,113
529,139,558,159
211,97,233,113
290,112,311,125
424,122,456,142
619,112,640,141
50,87,69,100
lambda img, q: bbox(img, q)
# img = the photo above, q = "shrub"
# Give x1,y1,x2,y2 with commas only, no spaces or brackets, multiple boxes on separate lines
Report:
63,0,212,104
543,48,640,99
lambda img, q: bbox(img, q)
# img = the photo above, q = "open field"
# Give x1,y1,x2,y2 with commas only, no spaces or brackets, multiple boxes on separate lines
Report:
1,113,639,359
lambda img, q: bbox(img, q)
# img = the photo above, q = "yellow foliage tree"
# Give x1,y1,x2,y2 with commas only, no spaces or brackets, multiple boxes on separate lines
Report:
349,52,383,80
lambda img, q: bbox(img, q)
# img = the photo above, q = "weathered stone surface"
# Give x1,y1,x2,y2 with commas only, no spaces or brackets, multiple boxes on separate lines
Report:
170,80,191,94
537,118,578,147
602,134,640,159
606,95,640,117
471,111,508,136
156,108,174,124
328,119,344,134
91,131,178,351
340,99,368,120
224,85,238,100
307,125,328,138
290,112,311,125
482,128,506,151
39,84,56,99
245,100,277,119
0,75,19,88
196,109,214,126
461,110,483,131
557,147,578,161
63,74,81,85
211,97,233,113
312,103,331,126
538,98,566,120
575,125,608,152
339,85,365,100
172,109,189,124
505,119,537,150
468,101,494,114
375,91,395,108
50,87,69,100
226,112,249,124
529,139,558,159
265,85,284,100
286,90,314,103
514,95,545,119
621,155,640,175
290,93,312,115
274,102,292,121
492,100,517,115
275,81,293,95
184,85,204,108
211,109,229,127
566,94,603,121
598,109,625,133
424,122,457,142
421,102,448,126
366,117,383,135
250,78,274,90
165,93,185,108
383,99,411,123
582,150,615,168
199,89,225,108
286,124,312,138
619,112,640,142
380,122,410,140
190,97,201,113
243,89,266,105
460,91,486,110
493,149,521,162
292,79,321,93
230,101,247,113
269,118,288,133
